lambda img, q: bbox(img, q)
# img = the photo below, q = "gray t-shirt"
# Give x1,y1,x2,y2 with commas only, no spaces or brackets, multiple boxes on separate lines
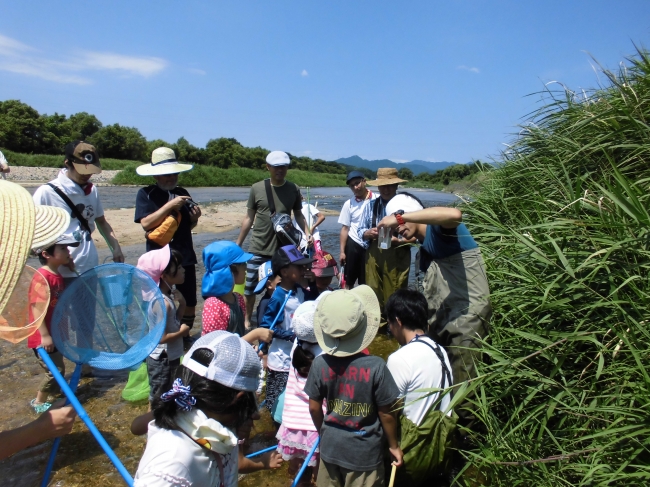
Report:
246,179,302,257
304,353,399,471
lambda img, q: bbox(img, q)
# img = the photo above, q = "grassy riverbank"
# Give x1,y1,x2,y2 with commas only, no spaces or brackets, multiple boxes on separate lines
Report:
460,48,650,485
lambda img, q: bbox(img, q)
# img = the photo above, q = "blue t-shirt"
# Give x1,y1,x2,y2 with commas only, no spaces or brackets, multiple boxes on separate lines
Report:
421,223,478,262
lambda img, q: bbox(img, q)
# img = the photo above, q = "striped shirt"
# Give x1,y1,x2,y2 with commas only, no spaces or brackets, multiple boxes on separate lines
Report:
282,341,325,431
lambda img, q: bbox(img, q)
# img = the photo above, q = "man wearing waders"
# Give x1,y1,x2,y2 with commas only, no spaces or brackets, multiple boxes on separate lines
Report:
356,168,417,323
377,194,491,431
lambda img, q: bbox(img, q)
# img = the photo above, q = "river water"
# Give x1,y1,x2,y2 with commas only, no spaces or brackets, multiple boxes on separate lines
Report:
2,186,460,486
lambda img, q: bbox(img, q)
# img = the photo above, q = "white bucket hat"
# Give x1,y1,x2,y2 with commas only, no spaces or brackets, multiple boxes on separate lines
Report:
182,331,261,392
313,286,380,357
136,147,194,176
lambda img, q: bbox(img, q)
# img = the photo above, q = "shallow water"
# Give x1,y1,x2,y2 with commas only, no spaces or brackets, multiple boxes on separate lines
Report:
2,185,454,486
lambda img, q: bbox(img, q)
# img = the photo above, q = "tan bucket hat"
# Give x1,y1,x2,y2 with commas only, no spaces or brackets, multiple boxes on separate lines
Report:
367,167,407,186
0,181,69,316
136,147,194,176
313,285,381,357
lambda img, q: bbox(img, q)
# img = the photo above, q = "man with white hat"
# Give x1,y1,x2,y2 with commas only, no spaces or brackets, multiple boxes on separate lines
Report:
32,140,124,279
355,168,417,323
236,151,312,329
135,147,201,342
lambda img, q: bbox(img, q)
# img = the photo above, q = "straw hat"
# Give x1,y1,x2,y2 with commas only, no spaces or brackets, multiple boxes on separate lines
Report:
313,285,380,357
136,147,194,176
31,205,71,251
366,167,407,186
0,181,69,315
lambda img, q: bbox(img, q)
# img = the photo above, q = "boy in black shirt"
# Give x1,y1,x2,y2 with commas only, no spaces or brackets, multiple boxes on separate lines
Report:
305,286,403,487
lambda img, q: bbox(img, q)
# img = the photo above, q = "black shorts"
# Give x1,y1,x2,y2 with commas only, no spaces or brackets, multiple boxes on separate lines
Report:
344,237,367,287
146,353,181,402
174,264,197,307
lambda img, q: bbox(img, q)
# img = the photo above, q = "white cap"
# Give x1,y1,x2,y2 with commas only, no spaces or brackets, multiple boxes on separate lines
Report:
292,301,317,343
266,151,291,166
385,194,424,215
182,331,261,392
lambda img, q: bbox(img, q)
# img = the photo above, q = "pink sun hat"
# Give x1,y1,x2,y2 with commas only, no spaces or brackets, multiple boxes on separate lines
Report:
137,245,171,286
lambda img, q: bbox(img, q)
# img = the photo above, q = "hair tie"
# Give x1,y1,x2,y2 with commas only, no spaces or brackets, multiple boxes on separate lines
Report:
161,378,196,411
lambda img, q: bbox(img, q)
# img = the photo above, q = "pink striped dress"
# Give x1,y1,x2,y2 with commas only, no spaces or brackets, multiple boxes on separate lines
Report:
276,342,324,466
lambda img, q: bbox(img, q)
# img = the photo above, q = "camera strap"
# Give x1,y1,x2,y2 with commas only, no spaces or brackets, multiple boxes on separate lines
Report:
264,179,277,216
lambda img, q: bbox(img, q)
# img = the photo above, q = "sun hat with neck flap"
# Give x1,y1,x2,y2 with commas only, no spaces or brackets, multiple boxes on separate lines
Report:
366,167,408,186
0,180,71,316
202,241,254,298
313,285,380,357
136,147,194,176
137,245,172,286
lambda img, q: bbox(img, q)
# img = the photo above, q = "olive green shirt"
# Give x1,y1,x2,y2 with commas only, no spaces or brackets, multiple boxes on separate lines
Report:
247,179,302,257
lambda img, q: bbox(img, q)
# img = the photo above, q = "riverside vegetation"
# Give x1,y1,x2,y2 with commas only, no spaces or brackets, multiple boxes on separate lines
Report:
457,47,650,485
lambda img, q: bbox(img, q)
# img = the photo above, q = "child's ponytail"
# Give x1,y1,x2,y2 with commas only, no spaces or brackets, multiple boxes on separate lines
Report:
292,343,315,378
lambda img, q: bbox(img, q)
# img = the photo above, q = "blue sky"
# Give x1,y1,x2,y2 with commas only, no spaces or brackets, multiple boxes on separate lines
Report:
1,1,649,163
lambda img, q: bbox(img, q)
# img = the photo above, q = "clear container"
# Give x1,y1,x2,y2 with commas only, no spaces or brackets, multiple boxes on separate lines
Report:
378,227,392,250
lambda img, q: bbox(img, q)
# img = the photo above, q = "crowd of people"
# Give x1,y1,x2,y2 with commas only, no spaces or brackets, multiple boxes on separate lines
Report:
0,140,492,487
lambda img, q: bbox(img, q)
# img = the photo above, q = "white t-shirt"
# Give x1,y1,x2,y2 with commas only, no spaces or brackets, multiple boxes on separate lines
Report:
267,288,304,372
134,421,238,487
386,335,453,426
294,202,321,248
32,169,104,277
338,192,378,246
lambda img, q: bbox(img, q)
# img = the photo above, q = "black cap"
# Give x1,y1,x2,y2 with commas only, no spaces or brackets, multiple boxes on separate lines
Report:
346,170,365,184
271,245,315,275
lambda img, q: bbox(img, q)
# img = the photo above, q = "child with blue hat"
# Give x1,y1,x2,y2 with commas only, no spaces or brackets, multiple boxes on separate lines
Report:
201,241,273,345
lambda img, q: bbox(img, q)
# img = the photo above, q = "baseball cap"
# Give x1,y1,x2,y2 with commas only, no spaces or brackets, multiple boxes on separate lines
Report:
266,151,291,166
271,245,315,275
65,141,101,175
33,233,80,255
346,170,365,184
254,261,273,294
312,251,339,278
385,194,425,215
182,331,261,392
292,301,317,343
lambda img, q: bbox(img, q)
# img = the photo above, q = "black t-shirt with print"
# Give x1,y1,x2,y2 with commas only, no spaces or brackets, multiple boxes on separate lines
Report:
134,185,197,266
304,353,399,471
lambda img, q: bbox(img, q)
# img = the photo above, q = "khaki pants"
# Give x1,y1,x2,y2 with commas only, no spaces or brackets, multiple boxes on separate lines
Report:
34,348,65,395
318,460,385,487
365,242,411,323
423,248,492,426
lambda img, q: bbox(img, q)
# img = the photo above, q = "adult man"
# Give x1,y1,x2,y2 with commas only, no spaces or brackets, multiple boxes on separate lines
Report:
356,168,415,318
236,150,312,328
0,150,9,179
294,193,325,253
378,194,491,429
135,147,201,340
33,141,124,279
385,289,455,485
338,170,377,289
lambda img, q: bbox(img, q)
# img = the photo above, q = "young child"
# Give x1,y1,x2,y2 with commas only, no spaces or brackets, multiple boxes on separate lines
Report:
260,245,319,415
311,251,340,294
28,234,79,413
202,241,273,345
137,245,189,409
134,331,279,486
305,286,404,486
254,261,282,327
276,298,328,485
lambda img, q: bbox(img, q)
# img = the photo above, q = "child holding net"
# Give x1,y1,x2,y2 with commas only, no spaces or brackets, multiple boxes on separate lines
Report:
27,234,80,413
137,245,190,409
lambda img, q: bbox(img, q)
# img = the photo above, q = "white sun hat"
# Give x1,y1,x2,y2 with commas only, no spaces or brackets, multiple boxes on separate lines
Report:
136,147,194,176
266,151,291,166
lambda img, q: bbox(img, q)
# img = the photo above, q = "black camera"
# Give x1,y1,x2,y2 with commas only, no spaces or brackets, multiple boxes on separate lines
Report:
185,198,198,210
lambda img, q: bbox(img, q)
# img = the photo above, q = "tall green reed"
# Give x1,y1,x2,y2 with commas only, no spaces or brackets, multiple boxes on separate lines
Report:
459,47,650,485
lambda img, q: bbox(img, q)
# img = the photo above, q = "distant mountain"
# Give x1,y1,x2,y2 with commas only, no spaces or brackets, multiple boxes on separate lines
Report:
336,155,457,175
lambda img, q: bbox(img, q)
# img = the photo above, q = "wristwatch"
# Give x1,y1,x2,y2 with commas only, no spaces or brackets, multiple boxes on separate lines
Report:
393,210,405,226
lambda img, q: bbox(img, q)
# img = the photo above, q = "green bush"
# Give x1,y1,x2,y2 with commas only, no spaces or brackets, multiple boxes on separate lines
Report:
459,48,650,485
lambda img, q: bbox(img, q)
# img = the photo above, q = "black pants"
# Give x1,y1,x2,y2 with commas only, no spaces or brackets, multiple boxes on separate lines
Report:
344,237,367,287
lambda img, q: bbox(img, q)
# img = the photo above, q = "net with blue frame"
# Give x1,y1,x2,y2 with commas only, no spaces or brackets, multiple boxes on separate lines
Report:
50,263,167,370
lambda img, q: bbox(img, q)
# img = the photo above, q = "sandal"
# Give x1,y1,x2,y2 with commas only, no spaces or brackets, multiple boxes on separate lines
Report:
30,399,53,414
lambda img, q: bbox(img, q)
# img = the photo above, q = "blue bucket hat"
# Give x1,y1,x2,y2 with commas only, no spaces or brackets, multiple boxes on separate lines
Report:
253,261,273,294
202,241,253,298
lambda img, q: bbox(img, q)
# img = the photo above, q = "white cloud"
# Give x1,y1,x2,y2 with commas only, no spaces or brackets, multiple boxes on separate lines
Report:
390,159,409,163
188,68,206,75
301,69,309,77
457,65,480,74
0,32,168,84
